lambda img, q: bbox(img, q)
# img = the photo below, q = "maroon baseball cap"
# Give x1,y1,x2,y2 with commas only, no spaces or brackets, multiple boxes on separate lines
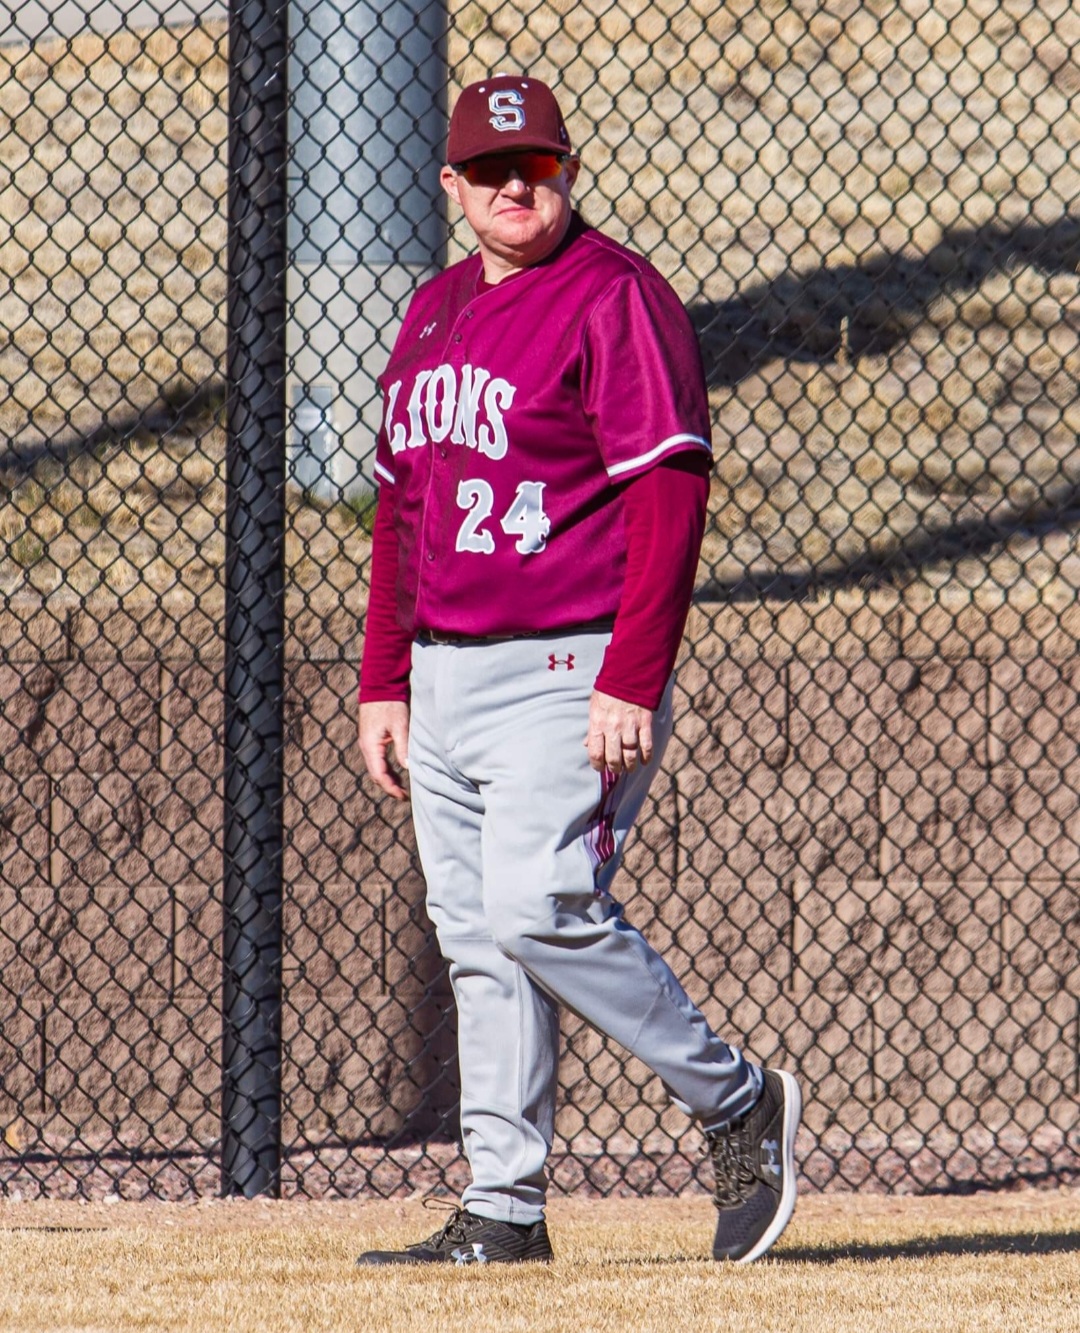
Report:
447,74,572,164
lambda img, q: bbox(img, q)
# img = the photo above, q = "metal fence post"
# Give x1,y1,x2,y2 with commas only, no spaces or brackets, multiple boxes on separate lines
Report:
222,0,288,1199
286,0,447,500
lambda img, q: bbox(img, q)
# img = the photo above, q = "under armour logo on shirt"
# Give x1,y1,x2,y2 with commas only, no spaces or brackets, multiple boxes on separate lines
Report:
419,321,437,338
548,654,575,671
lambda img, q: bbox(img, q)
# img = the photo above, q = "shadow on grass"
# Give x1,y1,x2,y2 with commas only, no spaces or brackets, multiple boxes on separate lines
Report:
684,214,1080,603
1,378,226,477
776,1228,1080,1263
4,218,1080,600
692,480,1080,604
688,215,1080,387
0,1225,110,1232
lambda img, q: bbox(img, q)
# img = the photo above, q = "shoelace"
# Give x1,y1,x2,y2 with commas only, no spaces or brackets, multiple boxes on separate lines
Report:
419,1200,473,1249
708,1123,757,1208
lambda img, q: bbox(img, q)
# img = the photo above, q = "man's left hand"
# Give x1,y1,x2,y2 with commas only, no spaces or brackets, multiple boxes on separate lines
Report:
585,689,654,774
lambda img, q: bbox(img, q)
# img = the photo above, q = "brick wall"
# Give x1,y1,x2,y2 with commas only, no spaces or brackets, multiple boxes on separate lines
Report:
1,602,1077,1183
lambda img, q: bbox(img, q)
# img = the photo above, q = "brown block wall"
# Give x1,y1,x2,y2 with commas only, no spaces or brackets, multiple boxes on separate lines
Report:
1,624,1078,1165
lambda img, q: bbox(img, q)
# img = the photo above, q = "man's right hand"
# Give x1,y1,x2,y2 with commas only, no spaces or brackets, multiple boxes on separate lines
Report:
358,700,411,801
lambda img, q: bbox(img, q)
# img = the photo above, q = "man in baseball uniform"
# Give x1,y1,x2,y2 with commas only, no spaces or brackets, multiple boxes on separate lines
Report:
355,74,801,1266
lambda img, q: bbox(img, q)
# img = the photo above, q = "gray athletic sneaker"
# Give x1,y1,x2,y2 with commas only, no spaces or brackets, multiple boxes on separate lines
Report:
707,1068,801,1263
356,1206,554,1266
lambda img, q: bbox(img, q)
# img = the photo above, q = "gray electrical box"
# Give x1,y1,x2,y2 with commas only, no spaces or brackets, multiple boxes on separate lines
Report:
289,383,338,498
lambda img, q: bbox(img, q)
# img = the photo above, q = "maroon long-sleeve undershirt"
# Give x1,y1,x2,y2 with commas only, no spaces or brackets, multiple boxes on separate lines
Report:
358,492,412,704
593,451,709,709
358,451,710,711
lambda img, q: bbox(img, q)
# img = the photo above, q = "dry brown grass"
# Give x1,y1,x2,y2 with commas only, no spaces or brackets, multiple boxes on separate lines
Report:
0,24,227,445
702,263,1080,592
447,0,1080,284
447,0,1080,611
4,4,1080,634
0,427,374,642
0,1191,1076,1332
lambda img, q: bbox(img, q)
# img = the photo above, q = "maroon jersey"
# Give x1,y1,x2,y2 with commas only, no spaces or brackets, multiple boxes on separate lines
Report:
373,213,711,637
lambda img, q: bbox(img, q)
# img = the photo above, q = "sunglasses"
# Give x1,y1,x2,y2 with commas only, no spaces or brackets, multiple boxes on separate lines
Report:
455,152,568,188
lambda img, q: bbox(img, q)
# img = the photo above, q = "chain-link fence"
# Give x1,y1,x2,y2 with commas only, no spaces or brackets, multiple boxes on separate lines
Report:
1,0,1079,1200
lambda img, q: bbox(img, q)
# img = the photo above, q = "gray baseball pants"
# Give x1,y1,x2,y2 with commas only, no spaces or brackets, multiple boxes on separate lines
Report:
407,628,762,1225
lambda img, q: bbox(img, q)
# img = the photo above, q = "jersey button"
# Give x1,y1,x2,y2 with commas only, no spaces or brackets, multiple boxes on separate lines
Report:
453,334,462,344
426,551,435,561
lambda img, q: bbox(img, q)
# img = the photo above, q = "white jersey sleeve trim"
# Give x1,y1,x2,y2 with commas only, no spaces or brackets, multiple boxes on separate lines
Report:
373,459,396,486
606,433,712,479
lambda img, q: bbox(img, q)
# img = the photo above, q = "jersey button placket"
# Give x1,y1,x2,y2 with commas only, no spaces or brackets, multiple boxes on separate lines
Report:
439,319,466,475
447,309,471,364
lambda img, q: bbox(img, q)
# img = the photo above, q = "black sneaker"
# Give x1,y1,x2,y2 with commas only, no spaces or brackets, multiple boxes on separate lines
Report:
355,1206,554,1266
707,1068,801,1263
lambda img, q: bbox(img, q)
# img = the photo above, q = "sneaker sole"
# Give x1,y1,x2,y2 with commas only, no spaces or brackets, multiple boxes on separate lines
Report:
735,1069,802,1264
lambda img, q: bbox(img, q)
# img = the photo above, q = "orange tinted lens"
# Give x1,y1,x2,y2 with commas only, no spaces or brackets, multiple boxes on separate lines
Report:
462,153,563,186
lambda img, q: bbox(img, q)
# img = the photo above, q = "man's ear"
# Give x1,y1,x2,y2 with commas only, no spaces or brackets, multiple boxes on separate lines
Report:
563,156,581,189
440,164,462,206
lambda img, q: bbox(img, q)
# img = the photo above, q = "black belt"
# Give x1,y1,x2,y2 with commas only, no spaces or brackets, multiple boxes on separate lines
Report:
419,629,534,645
419,620,614,646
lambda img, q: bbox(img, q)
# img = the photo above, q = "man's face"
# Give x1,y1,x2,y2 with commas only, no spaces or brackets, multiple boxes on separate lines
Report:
440,151,580,278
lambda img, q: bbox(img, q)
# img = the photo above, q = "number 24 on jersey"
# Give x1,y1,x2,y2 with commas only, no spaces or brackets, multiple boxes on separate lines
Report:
456,479,550,555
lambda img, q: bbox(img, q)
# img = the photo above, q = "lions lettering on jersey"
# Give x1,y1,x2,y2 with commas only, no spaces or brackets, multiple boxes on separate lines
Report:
383,363,550,556
384,363,515,461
